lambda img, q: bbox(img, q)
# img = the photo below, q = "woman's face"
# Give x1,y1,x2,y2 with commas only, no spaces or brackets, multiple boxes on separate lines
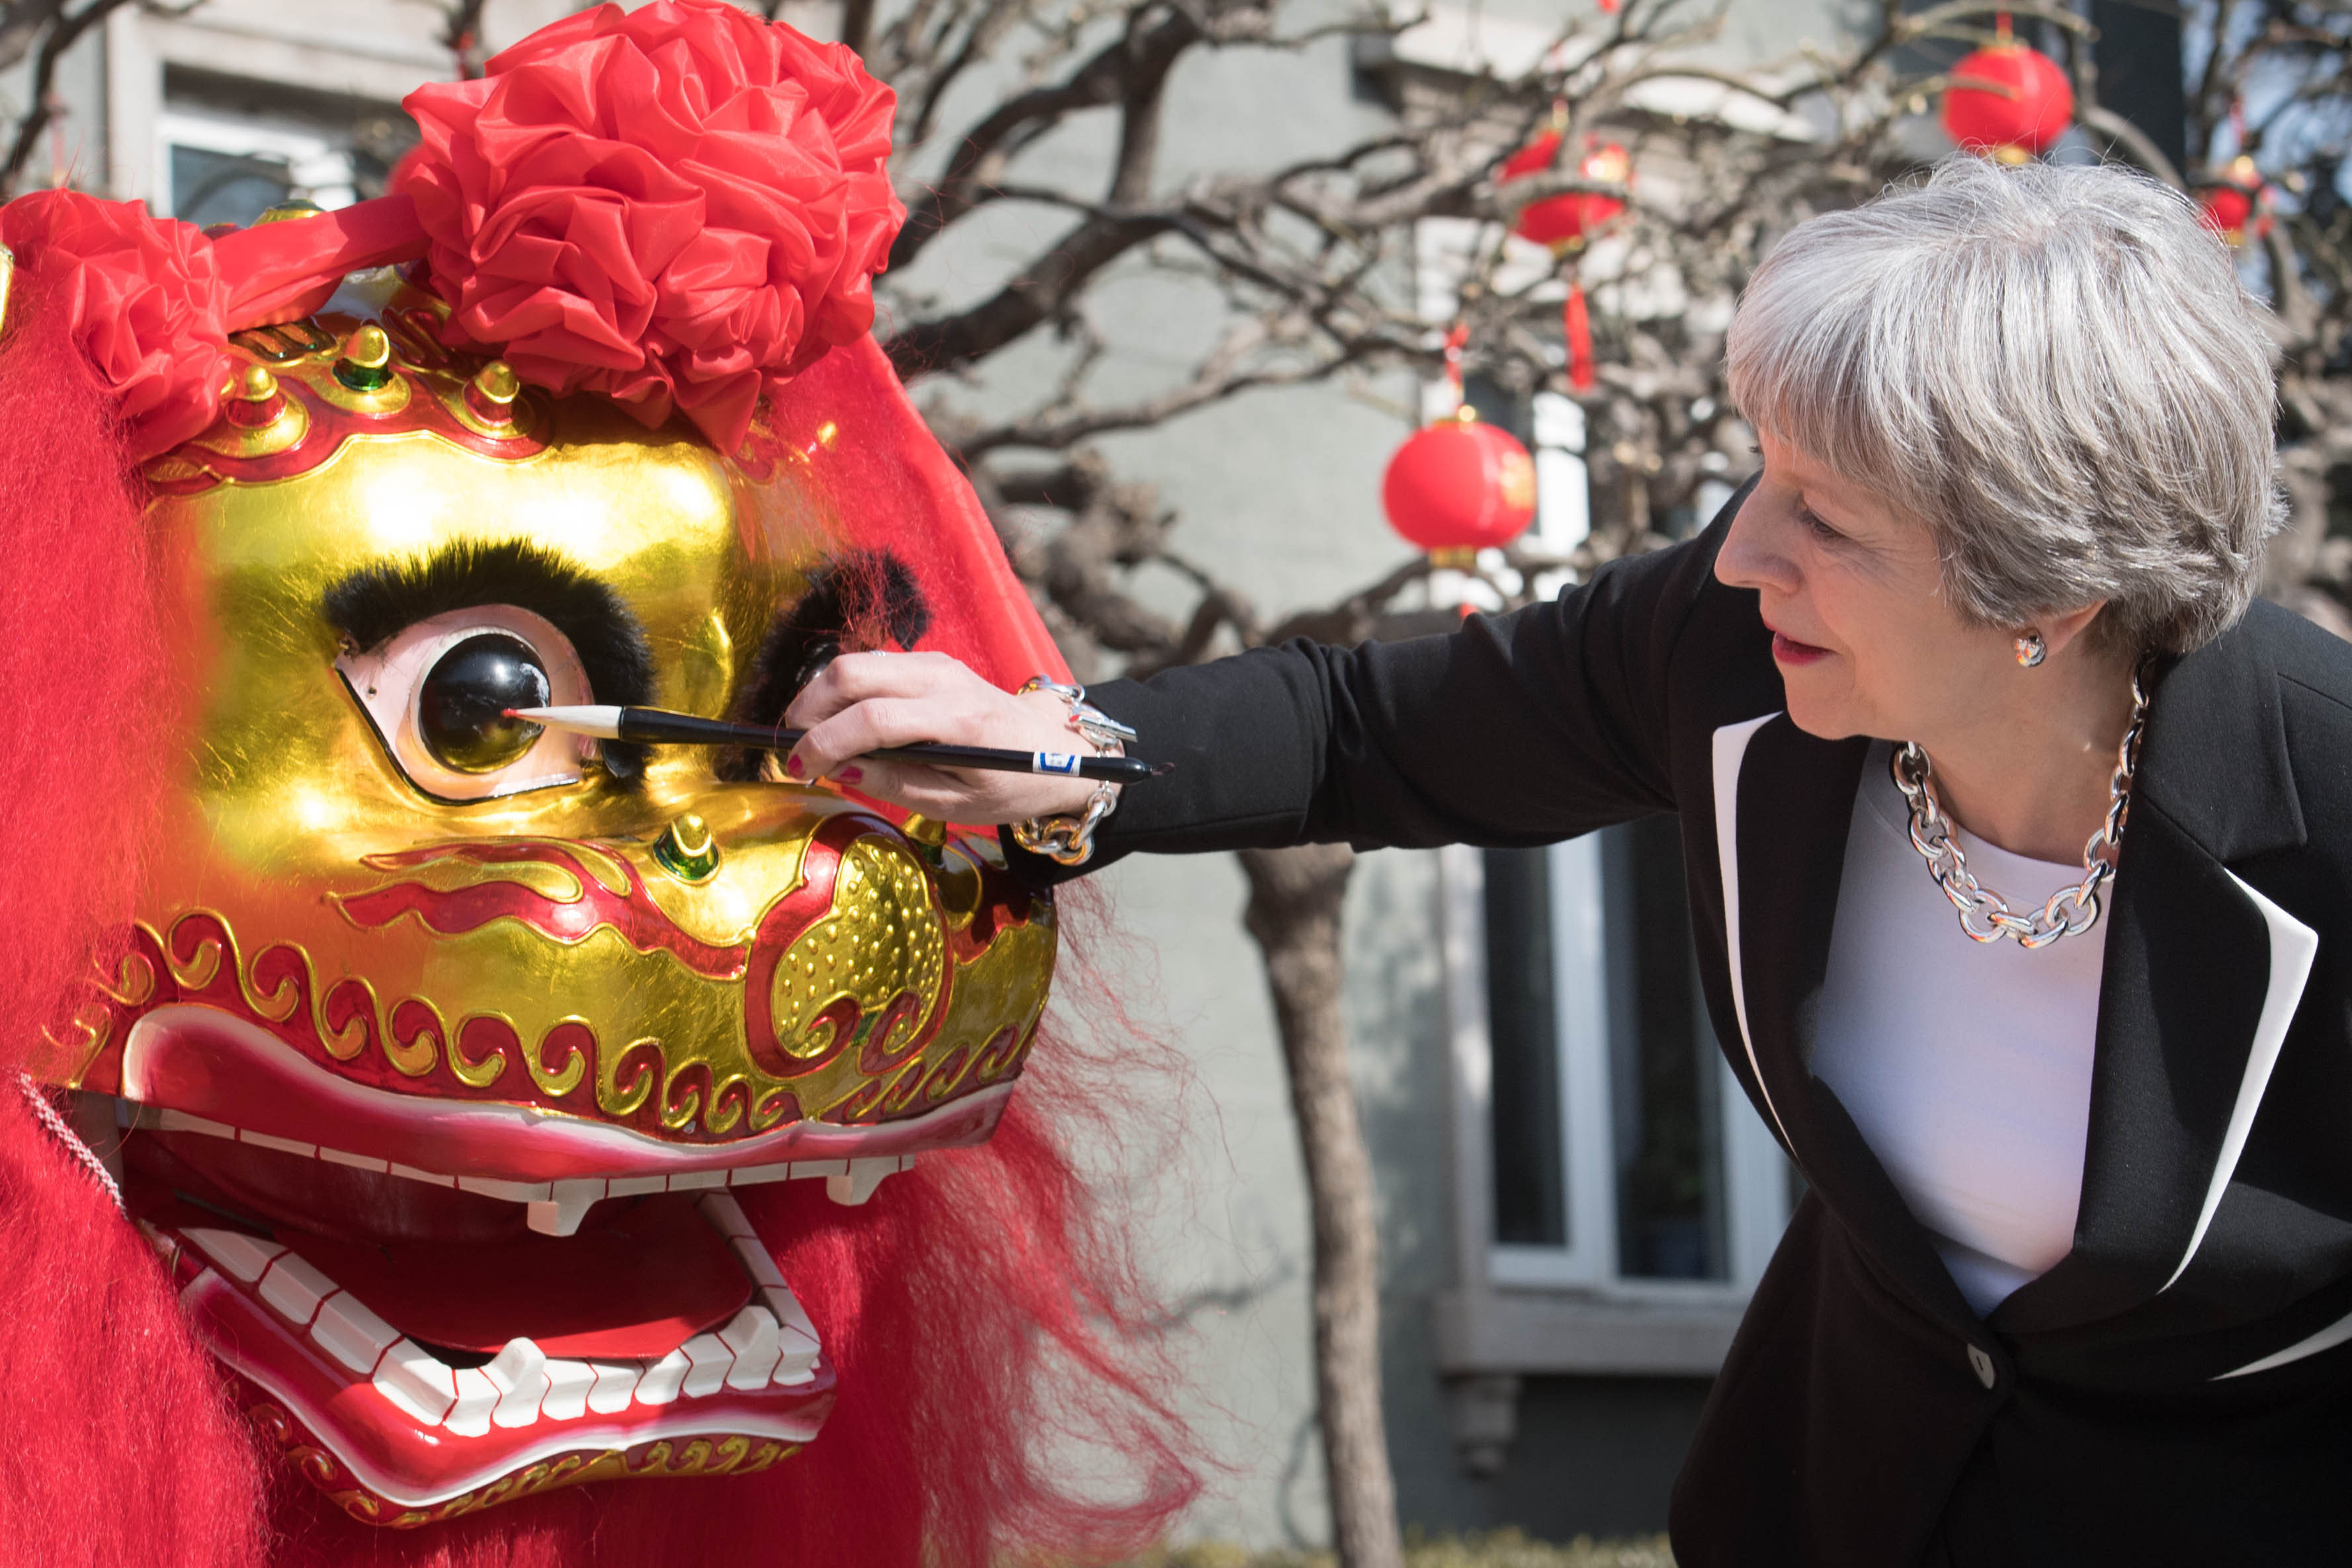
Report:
1714,433,2019,745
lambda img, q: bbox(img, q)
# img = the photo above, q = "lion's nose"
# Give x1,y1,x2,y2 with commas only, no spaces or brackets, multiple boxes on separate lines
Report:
650,811,722,884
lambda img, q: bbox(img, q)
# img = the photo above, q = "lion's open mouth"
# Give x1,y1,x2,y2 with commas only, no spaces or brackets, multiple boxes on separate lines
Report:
91,964,1023,1527
54,808,1046,1524
120,1112,855,1517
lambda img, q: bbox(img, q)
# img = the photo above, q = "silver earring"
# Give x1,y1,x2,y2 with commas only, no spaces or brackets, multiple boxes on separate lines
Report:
2014,631,2046,668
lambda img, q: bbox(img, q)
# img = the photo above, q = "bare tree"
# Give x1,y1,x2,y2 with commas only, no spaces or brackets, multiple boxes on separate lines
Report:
2180,1,2352,636
0,0,153,198
427,0,492,79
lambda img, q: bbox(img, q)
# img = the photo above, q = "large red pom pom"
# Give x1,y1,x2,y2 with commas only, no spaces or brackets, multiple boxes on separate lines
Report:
0,190,231,464
395,0,904,456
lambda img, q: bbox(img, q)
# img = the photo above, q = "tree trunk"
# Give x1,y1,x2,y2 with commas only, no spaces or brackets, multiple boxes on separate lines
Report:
1238,843,1403,1568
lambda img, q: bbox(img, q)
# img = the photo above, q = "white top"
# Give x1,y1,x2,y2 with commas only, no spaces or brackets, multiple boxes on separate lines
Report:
1811,743,2105,1316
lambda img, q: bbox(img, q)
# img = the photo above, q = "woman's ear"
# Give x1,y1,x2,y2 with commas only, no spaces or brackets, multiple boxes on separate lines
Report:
2035,600,2109,660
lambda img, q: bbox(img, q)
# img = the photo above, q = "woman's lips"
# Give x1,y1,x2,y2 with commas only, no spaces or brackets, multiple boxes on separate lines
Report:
1771,631,1832,665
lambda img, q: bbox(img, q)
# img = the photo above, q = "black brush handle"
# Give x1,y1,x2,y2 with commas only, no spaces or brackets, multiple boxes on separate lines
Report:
611,708,1166,784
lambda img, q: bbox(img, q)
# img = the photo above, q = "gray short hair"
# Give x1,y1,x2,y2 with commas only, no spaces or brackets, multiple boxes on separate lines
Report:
1726,155,2283,655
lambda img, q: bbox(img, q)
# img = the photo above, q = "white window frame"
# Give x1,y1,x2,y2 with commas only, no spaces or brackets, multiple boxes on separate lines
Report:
155,108,357,220
1480,836,1791,1301
1412,208,1791,1335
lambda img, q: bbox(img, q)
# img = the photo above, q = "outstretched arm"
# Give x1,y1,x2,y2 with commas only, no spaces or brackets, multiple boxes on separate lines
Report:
784,515,1730,878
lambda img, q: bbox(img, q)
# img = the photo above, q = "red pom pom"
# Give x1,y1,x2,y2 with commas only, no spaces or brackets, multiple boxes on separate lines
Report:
396,0,905,456
0,190,231,464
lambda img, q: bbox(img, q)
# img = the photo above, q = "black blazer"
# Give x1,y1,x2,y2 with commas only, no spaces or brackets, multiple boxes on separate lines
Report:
1013,505,2352,1566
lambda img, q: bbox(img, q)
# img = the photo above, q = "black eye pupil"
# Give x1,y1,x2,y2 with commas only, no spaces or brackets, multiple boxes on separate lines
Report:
417,633,552,774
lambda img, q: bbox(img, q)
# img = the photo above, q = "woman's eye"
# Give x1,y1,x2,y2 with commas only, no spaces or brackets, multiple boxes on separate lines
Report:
417,633,552,773
1797,504,1841,541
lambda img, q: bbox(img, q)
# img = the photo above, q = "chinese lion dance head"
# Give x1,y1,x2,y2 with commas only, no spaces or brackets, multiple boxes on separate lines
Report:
0,5,1192,1563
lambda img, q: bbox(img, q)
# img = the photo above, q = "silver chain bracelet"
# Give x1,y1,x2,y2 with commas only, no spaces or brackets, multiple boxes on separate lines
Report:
1009,677,1135,867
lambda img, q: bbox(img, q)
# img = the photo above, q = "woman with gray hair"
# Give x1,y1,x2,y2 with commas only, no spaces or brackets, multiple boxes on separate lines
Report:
777,157,2350,1562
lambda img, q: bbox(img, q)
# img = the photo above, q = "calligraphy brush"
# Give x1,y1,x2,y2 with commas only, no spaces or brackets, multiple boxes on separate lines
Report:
507,704,1168,784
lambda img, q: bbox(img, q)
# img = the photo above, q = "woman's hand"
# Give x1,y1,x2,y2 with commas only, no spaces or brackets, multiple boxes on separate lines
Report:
781,651,1107,824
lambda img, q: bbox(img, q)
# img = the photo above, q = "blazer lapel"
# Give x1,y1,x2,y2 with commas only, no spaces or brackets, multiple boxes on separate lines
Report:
1710,714,1857,1149
1994,647,2315,1334
1713,714,1986,1325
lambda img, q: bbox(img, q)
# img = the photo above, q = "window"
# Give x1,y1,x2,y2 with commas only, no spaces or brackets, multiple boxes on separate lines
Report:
159,109,356,227
1413,220,1790,1322
152,73,414,230
1479,827,1790,1297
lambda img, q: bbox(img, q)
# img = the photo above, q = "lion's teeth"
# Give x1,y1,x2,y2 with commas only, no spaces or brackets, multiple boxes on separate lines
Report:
132,1105,917,1215
153,1106,233,1138
678,1332,733,1397
634,1346,689,1406
374,1339,458,1425
732,1237,786,1288
256,1251,337,1327
825,1157,900,1206
181,1226,284,1284
527,1179,605,1237
697,1191,756,1238
540,1357,595,1421
766,1285,821,1386
189,1225,825,1437
585,1359,639,1414
720,1305,782,1389
485,1339,550,1428
458,1176,552,1204
445,1365,500,1436
312,1292,401,1376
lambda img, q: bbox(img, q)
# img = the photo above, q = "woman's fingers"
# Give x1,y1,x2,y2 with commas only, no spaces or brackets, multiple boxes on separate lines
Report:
777,651,1098,821
791,695,966,780
785,649,964,729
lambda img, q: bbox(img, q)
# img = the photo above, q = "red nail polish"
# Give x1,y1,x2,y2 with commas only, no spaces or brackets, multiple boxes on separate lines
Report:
784,755,804,778
840,766,864,784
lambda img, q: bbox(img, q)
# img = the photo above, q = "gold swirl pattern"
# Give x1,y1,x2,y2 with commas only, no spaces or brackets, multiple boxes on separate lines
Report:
41,810,1054,1145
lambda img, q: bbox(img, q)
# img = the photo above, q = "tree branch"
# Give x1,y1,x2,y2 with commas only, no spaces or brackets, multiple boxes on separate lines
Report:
0,0,141,200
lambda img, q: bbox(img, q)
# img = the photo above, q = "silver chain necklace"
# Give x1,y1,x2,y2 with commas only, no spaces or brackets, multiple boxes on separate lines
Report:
1890,665,2152,950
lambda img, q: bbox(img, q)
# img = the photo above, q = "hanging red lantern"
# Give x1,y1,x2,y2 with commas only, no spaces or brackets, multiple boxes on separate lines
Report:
1501,131,1631,254
1941,27,2074,163
1382,407,1538,565
2197,153,2269,245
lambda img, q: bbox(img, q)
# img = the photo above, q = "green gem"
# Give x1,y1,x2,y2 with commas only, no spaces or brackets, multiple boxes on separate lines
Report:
651,815,721,883
335,360,394,392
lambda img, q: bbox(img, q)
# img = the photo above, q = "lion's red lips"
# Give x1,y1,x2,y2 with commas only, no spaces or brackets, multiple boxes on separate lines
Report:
140,1184,832,1511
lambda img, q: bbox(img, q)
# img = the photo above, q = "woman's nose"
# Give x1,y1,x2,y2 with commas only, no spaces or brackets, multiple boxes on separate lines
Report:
1714,497,1795,595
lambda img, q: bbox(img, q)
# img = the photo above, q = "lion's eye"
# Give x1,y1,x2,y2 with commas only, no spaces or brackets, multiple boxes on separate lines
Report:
335,606,595,803
418,633,552,773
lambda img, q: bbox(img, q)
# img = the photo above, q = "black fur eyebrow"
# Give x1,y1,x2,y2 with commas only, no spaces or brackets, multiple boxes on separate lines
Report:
715,551,931,782
322,540,656,784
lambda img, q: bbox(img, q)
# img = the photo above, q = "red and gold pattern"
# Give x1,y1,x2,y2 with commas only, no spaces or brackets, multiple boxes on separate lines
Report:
246,1393,801,1531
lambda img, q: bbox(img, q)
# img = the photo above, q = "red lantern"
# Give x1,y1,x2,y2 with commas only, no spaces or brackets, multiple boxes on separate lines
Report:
1382,409,1539,564
1501,133,1630,253
1941,40,2074,161
2197,154,2269,245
